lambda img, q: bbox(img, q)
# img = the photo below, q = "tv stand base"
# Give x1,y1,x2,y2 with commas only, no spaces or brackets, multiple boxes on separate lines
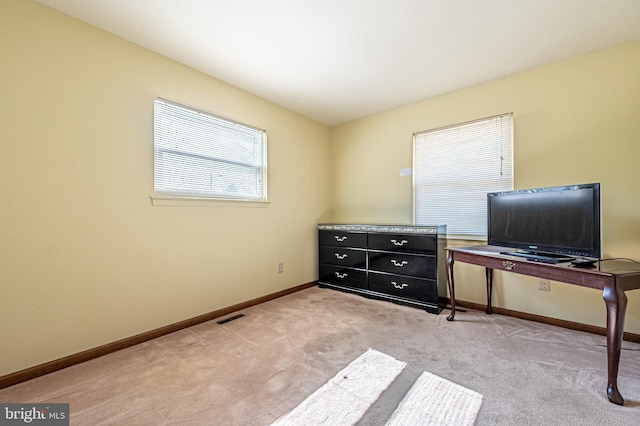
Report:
499,250,574,264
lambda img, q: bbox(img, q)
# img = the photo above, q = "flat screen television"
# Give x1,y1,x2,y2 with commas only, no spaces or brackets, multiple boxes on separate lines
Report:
487,183,601,262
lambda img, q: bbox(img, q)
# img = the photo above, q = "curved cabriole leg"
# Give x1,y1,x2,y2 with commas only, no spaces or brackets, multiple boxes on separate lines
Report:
603,281,627,405
446,252,456,321
485,267,493,315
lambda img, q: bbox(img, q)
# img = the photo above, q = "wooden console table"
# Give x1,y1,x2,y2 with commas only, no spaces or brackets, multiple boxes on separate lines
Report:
446,245,640,405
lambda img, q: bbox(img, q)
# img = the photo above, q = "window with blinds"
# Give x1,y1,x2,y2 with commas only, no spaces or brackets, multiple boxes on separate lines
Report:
413,113,513,239
153,99,267,201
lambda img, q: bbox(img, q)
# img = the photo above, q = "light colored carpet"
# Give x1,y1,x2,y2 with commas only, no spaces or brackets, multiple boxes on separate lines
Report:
271,349,406,425
386,370,483,425
273,348,482,426
1,286,639,425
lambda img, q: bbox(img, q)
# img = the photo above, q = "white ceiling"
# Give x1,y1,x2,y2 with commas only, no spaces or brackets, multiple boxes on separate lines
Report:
36,0,640,126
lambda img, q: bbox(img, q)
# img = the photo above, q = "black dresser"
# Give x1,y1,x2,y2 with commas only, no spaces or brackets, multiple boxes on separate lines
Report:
318,224,447,314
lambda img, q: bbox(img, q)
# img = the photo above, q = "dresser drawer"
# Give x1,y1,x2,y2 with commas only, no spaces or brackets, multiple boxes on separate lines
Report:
319,264,368,289
318,224,446,314
368,251,436,279
369,272,437,302
319,230,367,248
368,233,436,253
319,247,367,268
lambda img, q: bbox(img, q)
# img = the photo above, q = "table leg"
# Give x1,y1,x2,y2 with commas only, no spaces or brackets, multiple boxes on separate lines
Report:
446,252,456,321
602,281,627,405
485,268,493,314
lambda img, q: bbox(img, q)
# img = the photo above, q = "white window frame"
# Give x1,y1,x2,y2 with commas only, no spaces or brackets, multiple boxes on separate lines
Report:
413,113,513,239
152,98,267,205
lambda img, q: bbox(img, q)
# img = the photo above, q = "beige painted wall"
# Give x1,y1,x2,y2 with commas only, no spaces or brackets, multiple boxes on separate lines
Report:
0,0,331,375
330,41,640,333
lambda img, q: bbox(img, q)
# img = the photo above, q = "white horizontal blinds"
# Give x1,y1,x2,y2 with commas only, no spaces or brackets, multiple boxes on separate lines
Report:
414,114,513,238
154,99,266,200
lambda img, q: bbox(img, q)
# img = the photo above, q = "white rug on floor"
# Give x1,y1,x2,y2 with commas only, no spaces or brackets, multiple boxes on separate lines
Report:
271,348,407,426
385,370,483,426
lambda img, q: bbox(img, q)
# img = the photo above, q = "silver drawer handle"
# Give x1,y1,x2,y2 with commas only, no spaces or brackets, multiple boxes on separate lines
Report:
391,260,409,267
391,281,408,289
335,253,348,260
335,272,348,279
391,239,408,246
503,260,516,270
335,236,347,242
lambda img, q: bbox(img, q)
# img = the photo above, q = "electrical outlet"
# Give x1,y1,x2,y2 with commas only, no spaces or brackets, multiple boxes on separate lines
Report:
278,262,284,273
538,279,551,292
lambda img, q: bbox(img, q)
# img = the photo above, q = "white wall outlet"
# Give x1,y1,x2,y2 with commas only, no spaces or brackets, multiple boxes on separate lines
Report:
538,279,551,292
278,262,284,273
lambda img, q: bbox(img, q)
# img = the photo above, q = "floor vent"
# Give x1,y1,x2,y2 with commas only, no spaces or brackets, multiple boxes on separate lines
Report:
216,313,245,324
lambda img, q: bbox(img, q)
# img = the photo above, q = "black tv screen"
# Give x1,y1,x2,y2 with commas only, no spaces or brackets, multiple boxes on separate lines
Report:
487,183,601,260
